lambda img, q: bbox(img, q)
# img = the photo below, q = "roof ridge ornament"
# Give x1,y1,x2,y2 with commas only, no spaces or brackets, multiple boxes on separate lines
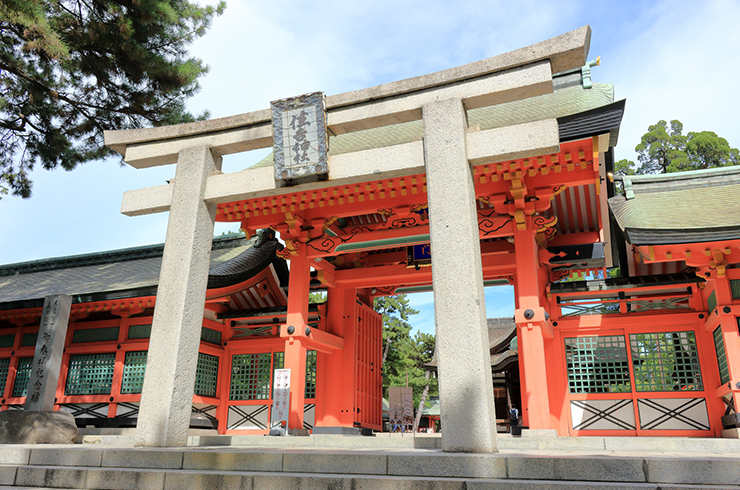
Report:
622,176,634,199
611,174,635,200
581,56,600,89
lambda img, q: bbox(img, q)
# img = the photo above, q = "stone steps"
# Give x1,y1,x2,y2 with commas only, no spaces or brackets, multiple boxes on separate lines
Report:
74,432,740,455
0,445,739,489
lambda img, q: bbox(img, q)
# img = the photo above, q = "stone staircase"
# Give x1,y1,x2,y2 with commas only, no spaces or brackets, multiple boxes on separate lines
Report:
0,439,739,489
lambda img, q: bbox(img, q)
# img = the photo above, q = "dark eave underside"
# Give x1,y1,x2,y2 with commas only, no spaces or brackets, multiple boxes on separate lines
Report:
624,226,740,246
551,272,704,294
557,99,625,147
219,303,321,320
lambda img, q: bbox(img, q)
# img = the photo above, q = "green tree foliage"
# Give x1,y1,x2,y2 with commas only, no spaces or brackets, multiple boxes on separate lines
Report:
616,120,739,176
635,120,687,174
684,131,740,170
374,295,438,407
0,0,225,199
309,292,326,304
375,295,417,365
631,332,701,392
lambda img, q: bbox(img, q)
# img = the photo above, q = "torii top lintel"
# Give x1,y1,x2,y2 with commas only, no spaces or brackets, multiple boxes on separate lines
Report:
103,26,591,218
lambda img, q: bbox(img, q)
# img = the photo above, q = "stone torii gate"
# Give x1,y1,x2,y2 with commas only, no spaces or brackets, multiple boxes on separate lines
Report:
104,27,591,452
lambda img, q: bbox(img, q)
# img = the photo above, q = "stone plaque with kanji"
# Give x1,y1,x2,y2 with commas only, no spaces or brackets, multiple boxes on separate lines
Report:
271,92,328,181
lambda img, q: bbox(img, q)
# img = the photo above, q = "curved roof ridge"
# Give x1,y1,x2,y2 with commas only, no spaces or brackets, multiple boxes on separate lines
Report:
0,234,247,278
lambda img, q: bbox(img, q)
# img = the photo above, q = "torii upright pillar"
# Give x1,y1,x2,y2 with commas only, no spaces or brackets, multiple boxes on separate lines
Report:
135,146,220,447
423,97,498,453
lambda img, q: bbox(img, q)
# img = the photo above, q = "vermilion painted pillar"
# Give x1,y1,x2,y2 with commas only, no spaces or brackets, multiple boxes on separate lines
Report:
513,218,552,430
282,248,310,430
318,287,356,427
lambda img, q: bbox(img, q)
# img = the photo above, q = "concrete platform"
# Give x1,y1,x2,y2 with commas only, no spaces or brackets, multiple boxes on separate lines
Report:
0,437,739,489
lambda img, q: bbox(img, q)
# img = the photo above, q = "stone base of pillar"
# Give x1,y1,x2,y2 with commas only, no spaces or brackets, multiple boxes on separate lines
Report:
0,410,77,444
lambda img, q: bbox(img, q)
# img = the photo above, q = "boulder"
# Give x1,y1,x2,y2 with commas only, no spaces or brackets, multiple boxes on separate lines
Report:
0,410,77,444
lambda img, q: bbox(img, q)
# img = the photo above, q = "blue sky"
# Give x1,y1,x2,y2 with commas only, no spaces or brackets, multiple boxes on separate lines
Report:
2,0,739,335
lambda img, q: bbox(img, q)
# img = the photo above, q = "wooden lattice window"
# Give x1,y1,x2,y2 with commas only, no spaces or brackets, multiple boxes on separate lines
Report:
230,353,272,401
0,358,9,396
564,336,631,393
65,353,116,395
305,350,317,399
121,351,148,394
713,327,730,385
194,353,219,397
12,358,33,397
630,331,703,392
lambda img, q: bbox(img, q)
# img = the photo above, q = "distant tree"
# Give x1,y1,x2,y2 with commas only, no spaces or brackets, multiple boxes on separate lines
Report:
616,120,739,175
0,0,225,199
634,120,687,174
374,295,418,365
309,292,326,304
613,158,636,177
684,131,740,170
374,294,439,412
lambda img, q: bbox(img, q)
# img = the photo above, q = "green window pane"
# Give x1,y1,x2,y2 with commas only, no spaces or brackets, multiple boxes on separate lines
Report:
65,353,116,395
21,333,37,347
72,327,119,343
12,358,33,397
630,331,703,392
230,353,272,401
0,334,14,348
730,280,740,300
305,350,317,399
707,290,717,313
128,324,152,339
121,351,148,394
273,352,284,370
564,336,630,393
195,353,219,397
0,358,10,396
201,327,222,346
713,327,730,385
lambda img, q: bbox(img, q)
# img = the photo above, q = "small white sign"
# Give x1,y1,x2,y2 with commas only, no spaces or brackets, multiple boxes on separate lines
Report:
271,368,291,428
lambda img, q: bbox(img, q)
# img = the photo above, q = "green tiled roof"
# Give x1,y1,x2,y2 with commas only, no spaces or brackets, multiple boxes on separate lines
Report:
421,396,441,416
0,234,260,305
251,76,614,169
609,166,740,245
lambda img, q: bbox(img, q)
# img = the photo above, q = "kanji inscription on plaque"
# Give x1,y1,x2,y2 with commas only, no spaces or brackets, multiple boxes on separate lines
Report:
271,92,328,181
